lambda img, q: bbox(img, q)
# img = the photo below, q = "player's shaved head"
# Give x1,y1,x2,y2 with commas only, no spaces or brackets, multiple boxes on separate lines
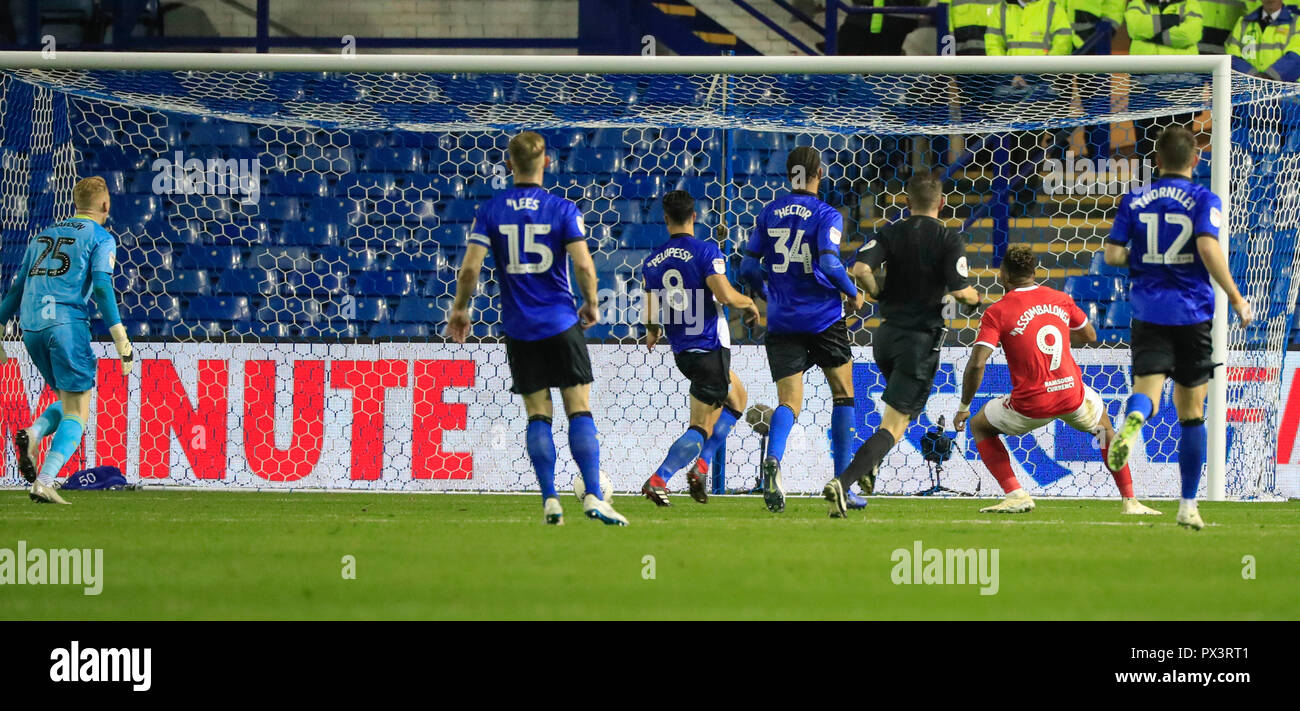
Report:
786,145,822,186
906,172,943,213
73,176,109,212
662,190,695,226
1155,126,1198,173
1003,244,1037,283
507,131,547,175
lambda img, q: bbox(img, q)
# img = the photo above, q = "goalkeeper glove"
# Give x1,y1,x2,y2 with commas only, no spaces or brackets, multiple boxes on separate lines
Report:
108,323,134,375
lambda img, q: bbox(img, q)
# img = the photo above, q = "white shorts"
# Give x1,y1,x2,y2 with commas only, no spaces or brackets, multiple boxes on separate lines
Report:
982,385,1106,437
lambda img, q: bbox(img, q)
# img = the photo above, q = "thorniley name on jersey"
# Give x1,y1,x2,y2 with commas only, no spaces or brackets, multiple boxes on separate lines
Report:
1009,303,1072,337
1129,184,1196,211
772,204,813,220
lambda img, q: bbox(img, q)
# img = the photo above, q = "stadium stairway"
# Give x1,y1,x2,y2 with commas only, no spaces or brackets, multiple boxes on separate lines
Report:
633,1,760,55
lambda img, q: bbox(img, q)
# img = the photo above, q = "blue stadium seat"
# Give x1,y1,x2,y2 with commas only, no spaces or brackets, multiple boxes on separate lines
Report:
98,170,126,194
287,145,355,173
146,269,209,295
324,296,388,323
308,198,364,227
318,247,378,272
432,224,468,248
186,121,253,148
277,222,339,247
116,195,161,227
361,147,423,173
730,151,764,177
734,131,787,151
399,175,465,201
369,323,430,338
1104,301,1133,328
590,128,638,148
393,298,444,323
1080,301,1101,326
552,175,605,201
124,321,152,338
113,267,140,293
231,322,292,339
177,245,242,271
388,251,443,272
187,295,251,321
354,272,414,297
257,196,300,222
337,173,398,199
537,128,586,150
258,296,322,324
119,244,173,271
267,173,328,197
295,321,360,339
204,221,271,246
216,269,278,295
121,294,181,322
441,200,478,222
247,246,312,272
171,195,232,222
1089,251,1127,277
283,268,348,295
1064,275,1122,303
618,224,661,249
1096,329,1128,344
565,148,624,174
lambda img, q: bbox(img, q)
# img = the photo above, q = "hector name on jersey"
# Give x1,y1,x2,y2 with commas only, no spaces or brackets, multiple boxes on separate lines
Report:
745,190,846,335
469,185,586,341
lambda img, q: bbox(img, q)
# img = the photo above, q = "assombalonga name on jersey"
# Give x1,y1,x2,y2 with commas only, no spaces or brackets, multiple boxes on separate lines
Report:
1009,303,1072,336
1129,185,1196,211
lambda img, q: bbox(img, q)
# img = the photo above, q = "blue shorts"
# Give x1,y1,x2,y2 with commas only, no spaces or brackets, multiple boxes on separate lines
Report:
23,321,97,393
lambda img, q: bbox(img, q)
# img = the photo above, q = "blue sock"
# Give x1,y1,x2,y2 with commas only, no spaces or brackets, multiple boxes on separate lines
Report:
768,405,796,461
831,399,855,477
1125,392,1154,421
699,407,739,466
656,426,705,482
1179,418,1207,500
37,415,83,486
568,412,602,500
31,401,63,439
526,416,557,500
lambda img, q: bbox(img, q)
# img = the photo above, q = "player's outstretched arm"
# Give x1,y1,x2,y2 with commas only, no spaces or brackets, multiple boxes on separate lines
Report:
1103,243,1129,267
705,273,760,325
565,240,600,329
955,344,994,431
448,243,488,343
90,271,133,374
1196,235,1254,326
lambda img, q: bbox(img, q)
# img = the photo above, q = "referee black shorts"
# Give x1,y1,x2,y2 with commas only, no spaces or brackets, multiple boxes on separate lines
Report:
874,322,944,418
764,320,853,383
505,322,593,395
1131,318,1217,388
674,347,732,408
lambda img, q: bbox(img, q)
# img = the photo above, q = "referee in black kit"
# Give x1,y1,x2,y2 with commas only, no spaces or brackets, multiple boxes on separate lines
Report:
822,172,982,518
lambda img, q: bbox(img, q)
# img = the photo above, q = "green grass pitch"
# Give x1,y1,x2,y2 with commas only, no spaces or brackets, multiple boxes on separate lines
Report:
0,491,1296,620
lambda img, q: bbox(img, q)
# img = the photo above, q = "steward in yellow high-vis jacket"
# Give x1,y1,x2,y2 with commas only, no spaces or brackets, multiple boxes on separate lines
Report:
1228,0,1300,81
1126,0,1204,54
985,0,1075,55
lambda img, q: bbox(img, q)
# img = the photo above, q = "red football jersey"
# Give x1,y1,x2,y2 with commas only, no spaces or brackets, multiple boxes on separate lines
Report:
975,285,1089,419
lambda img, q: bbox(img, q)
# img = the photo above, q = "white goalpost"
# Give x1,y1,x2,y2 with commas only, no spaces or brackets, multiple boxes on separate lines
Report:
0,51,1295,500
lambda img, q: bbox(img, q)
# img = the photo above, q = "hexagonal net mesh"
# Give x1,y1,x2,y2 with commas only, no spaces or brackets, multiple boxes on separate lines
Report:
0,66,1297,497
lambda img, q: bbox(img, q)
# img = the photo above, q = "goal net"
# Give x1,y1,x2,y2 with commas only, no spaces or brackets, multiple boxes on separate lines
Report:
1,54,1297,499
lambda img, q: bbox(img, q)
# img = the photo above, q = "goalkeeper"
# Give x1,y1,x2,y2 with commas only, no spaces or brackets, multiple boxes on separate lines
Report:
0,176,134,504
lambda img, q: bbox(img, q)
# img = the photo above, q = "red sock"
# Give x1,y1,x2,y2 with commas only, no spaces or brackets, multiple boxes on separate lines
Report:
1101,444,1135,498
976,437,1021,493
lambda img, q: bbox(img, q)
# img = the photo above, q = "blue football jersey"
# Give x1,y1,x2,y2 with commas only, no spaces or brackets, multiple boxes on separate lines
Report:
745,191,845,335
468,185,586,341
19,216,116,332
642,233,730,353
1108,176,1223,326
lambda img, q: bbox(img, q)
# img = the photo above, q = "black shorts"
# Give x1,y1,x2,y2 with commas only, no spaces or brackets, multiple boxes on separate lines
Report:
505,323,594,395
764,320,853,382
873,322,944,418
1131,318,1216,387
674,348,732,408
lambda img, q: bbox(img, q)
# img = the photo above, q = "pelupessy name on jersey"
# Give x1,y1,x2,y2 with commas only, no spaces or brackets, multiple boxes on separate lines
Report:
1009,304,1070,336
646,247,694,268
506,197,541,211
773,204,813,219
